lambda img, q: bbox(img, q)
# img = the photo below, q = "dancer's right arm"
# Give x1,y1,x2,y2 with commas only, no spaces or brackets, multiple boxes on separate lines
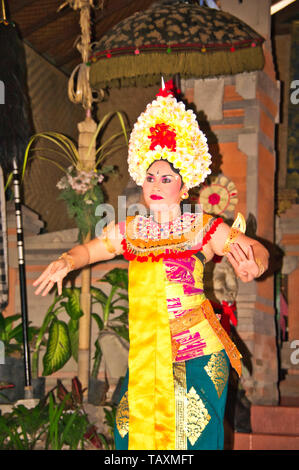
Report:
33,222,124,297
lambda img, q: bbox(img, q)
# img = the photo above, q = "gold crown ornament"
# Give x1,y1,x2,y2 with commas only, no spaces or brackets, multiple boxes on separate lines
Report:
128,79,212,190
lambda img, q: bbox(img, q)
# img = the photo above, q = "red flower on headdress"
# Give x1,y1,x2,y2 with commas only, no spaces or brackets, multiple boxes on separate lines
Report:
156,79,181,98
148,123,176,151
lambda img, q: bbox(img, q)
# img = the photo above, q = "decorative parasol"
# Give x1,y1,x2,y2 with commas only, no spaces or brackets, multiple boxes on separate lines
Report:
89,0,265,89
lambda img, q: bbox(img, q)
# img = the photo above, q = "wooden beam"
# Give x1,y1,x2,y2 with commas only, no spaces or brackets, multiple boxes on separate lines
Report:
94,0,155,25
21,5,75,37
55,48,81,68
9,0,39,14
35,23,81,57
94,0,137,24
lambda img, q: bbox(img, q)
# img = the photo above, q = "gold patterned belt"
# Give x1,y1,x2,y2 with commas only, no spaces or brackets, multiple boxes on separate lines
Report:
169,299,242,376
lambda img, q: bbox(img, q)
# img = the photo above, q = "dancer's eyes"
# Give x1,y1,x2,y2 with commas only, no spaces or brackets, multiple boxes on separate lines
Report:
146,175,154,182
145,175,172,183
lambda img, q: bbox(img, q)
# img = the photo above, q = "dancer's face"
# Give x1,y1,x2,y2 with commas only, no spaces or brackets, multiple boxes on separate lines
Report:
142,160,186,216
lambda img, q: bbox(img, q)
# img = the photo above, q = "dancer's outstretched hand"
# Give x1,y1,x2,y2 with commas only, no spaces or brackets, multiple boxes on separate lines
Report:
226,243,259,282
33,259,70,296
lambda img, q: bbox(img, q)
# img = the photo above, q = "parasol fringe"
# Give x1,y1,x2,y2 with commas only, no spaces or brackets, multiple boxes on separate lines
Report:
90,46,265,89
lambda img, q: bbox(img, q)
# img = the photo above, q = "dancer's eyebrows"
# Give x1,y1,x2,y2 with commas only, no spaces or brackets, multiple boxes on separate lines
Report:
147,172,173,177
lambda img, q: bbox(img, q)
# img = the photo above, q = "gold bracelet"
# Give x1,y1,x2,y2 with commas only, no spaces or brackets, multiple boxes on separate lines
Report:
255,258,265,277
59,252,75,271
102,236,116,254
223,228,241,254
223,212,246,254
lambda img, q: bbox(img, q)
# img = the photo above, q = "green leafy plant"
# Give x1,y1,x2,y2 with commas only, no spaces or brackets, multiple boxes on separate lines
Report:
45,377,104,450
46,391,87,450
0,395,50,450
45,376,106,450
0,311,38,358
32,288,83,379
0,376,105,450
32,267,128,380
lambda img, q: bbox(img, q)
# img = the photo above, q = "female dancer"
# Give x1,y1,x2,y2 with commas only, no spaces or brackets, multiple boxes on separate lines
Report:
34,83,269,450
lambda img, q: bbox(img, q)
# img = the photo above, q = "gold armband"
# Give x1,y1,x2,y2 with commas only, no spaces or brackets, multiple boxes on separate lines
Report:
223,212,246,254
59,252,75,271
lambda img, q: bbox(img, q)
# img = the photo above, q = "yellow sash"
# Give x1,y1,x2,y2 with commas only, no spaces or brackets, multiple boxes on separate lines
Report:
128,259,176,450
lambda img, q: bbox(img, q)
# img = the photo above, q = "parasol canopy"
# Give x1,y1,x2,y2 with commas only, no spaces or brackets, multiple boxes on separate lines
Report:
89,1,265,89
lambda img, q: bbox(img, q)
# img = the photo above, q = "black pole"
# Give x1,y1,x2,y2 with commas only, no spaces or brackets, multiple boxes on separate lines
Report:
12,158,32,396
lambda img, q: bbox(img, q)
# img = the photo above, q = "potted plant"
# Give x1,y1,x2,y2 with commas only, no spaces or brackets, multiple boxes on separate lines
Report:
0,311,38,403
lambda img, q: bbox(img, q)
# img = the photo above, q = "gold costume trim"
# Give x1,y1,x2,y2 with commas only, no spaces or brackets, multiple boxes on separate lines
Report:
204,351,229,398
169,307,205,336
116,391,129,438
173,362,187,450
169,299,242,375
173,363,212,449
200,300,242,377
125,214,217,257
186,386,211,446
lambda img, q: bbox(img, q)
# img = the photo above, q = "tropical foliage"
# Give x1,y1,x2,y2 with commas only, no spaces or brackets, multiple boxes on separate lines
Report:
31,268,128,380
0,377,112,450
0,311,38,358
31,287,82,378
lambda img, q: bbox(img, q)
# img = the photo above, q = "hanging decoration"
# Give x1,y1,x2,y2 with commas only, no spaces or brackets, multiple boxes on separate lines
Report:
89,1,265,89
58,0,105,109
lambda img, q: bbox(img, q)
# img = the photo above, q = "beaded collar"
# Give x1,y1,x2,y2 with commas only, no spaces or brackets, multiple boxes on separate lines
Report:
122,213,222,262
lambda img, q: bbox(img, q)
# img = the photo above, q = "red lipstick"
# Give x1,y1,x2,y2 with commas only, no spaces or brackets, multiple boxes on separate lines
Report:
150,194,163,200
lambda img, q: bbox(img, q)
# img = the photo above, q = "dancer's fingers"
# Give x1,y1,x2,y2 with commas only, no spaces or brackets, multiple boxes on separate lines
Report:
247,245,255,261
226,252,239,270
232,243,247,261
57,278,63,296
41,280,55,297
33,264,53,286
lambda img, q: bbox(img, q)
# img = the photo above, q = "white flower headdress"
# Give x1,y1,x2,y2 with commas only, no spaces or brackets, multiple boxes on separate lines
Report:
128,79,212,189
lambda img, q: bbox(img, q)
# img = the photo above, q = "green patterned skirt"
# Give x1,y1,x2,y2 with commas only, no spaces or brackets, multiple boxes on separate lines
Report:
114,349,229,450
